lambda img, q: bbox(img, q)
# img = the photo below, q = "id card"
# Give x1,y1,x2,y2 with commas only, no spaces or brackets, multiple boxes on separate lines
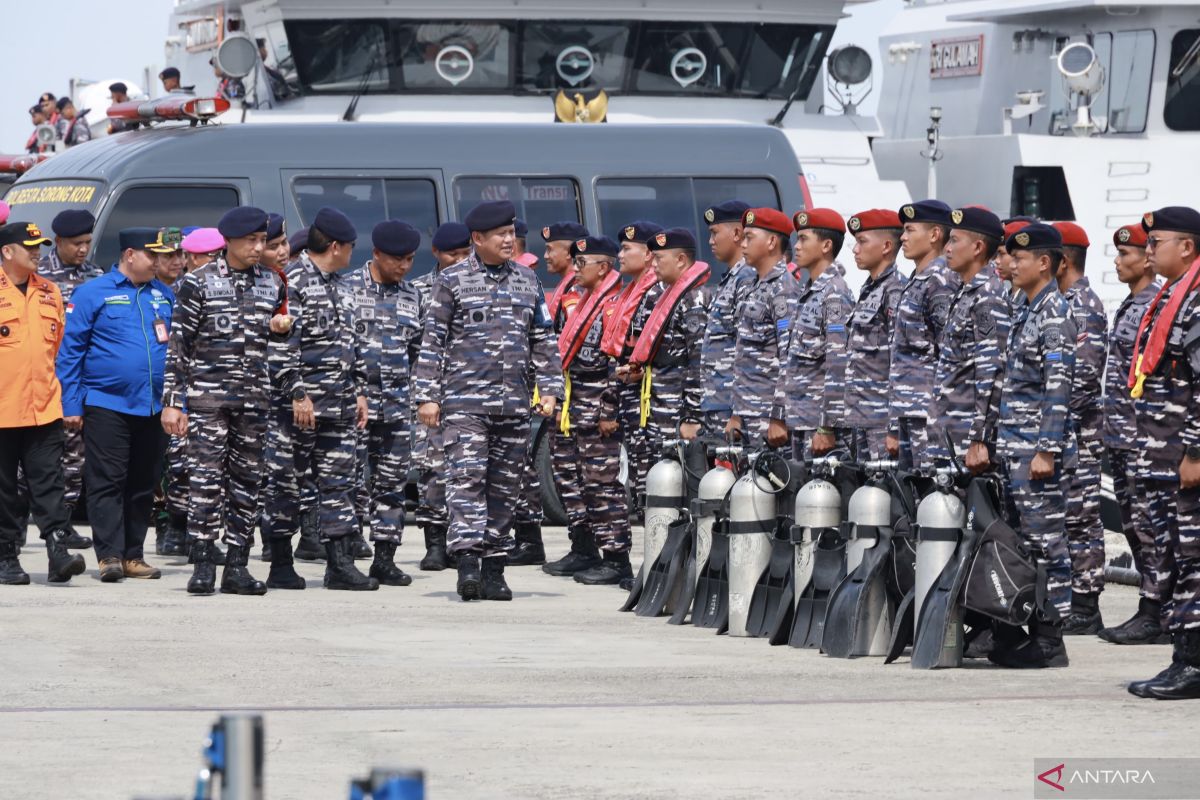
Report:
154,318,169,344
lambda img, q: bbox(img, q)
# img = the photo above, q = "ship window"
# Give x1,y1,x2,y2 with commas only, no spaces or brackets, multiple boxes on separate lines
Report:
737,25,828,99
1165,30,1200,131
1107,30,1154,133
1010,166,1075,221
520,23,631,92
393,21,514,90
286,20,391,93
631,23,749,94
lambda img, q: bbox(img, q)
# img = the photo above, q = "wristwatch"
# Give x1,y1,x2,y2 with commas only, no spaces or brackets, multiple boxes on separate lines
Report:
1187,444,1200,462
291,388,307,402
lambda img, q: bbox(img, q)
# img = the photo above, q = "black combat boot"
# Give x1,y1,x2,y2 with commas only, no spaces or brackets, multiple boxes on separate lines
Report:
419,524,450,571
481,556,513,601
154,513,168,555
295,510,325,561
369,541,412,586
266,535,306,590
187,540,217,595
1062,592,1103,635
59,506,91,549
988,617,1069,669
456,554,482,601
349,529,373,560
574,550,633,585
0,540,29,585
1144,631,1200,700
507,522,546,566
1099,597,1170,645
160,514,187,557
259,519,274,563
323,538,379,591
542,525,600,576
45,529,86,583
220,544,267,595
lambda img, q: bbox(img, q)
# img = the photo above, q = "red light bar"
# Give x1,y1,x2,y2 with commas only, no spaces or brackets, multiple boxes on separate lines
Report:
107,96,231,123
0,154,48,174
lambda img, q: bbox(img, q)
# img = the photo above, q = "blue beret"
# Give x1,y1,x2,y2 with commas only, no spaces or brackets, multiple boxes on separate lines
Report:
432,222,470,252
617,220,663,244
542,221,589,242
1142,206,1200,236
648,227,697,251
288,230,308,258
704,200,750,225
899,199,952,227
949,207,1003,240
570,235,619,258
372,220,421,257
118,227,162,251
514,218,529,239
181,226,201,236
51,209,95,238
464,200,516,233
1006,223,1062,252
217,206,269,239
266,213,286,241
312,206,357,243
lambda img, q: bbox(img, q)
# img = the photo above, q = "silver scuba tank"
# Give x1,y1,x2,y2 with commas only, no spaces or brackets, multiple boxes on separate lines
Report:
726,461,777,637
693,462,738,594
914,471,966,636
791,476,842,609
842,473,895,656
640,455,685,594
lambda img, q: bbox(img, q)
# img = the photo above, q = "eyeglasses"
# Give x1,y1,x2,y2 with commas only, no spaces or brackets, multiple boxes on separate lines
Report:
573,257,610,268
1147,235,1183,249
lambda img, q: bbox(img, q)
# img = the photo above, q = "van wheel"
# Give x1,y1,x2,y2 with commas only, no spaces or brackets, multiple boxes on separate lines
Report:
534,419,569,526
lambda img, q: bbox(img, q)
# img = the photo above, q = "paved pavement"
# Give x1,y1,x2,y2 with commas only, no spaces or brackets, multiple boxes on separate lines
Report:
0,526,1192,799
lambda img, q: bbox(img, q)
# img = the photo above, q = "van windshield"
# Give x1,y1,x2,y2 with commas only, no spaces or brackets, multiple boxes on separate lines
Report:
3,179,105,254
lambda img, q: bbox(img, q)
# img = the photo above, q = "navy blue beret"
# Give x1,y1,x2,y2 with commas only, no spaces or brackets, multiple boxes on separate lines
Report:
372,220,421,257
118,227,162,251
51,209,95,238
617,220,663,244
648,227,697,252
949,207,1003,240
542,221,589,243
266,213,286,242
514,218,528,239
288,230,308,258
464,200,516,233
432,222,470,252
704,200,750,226
312,206,357,243
899,199,952,227
217,206,269,239
1142,206,1200,236
570,235,619,258
1005,222,1062,253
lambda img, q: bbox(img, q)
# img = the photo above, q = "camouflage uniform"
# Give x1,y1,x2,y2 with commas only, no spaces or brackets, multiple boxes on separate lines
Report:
409,271,446,529
347,264,423,544
731,260,801,442
1062,276,1109,595
162,258,285,547
887,256,959,470
548,282,589,528
1104,280,1162,600
619,281,664,506
843,264,904,459
412,254,561,557
928,271,1011,463
1133,284,1200,632
699,259,754,434
996,283,1077,620
644,284,711,449
269,253,368,545
37,248,103,509
781,262,853,457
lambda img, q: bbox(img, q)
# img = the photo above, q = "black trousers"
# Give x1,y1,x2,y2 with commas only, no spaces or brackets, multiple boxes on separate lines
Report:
83,406,166,561
0,421,70,547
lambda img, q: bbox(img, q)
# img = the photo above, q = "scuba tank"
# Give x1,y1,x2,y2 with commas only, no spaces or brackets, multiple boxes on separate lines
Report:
788,456,854,649
914,469,966,628
621,440,685,613
692,452,739,598
691,444,744,631
725,451,778,637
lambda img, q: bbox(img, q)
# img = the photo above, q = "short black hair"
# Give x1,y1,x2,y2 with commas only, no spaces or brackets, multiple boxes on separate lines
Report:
930,224,950,245
1061,244,1086,273
974,232,1001,261
881,229,902,253
159,67,180,80
811,227,845,255
307,224,333,254
108,82,128,94
1028,247,1064,277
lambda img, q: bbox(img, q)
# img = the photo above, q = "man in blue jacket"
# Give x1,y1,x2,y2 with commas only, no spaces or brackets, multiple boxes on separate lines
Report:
57,228,175,582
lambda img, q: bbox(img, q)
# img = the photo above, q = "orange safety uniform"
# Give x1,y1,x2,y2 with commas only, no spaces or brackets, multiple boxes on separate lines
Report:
0,269,64,428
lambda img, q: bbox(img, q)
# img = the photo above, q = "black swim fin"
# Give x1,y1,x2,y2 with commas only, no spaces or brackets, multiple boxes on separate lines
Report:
911,525,978,669
790,528,845,649
619,562,643,612
822,526,896,658
636,518,690,617
668,522,699,625
884,588,915,664
692,531,729,630
747,537,795,638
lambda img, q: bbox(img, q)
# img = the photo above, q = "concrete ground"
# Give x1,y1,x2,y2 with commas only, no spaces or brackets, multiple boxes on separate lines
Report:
0,525,1193,800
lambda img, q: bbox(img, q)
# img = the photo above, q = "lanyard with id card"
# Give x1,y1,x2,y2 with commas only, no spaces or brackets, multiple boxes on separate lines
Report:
154,315,169,344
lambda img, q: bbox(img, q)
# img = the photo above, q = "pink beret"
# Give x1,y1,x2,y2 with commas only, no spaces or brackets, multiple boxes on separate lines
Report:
181,227,225,254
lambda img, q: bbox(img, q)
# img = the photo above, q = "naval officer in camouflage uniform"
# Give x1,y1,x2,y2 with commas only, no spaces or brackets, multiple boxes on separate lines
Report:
413,200,561,602
886,200,959,470
727,208,800,443
39,210,103,548
929,207,1011,472
1126,206,1200,700
1099,223,1165,645
1049,221,1110,635
161,206,285,596
772,208,852,456
842,209,905,459
990,223,1076,669
347,220,426,587
698,200,752,435
412,222,472,571
270,206,377,592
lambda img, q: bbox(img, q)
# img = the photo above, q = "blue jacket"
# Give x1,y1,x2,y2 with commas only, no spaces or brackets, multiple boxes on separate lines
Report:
57,267,175,417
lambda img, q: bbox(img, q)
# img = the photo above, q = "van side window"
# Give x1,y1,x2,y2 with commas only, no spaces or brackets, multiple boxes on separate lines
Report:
453,177,581,272
596,177,779,266
97,185,240,269
293,177,440,275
